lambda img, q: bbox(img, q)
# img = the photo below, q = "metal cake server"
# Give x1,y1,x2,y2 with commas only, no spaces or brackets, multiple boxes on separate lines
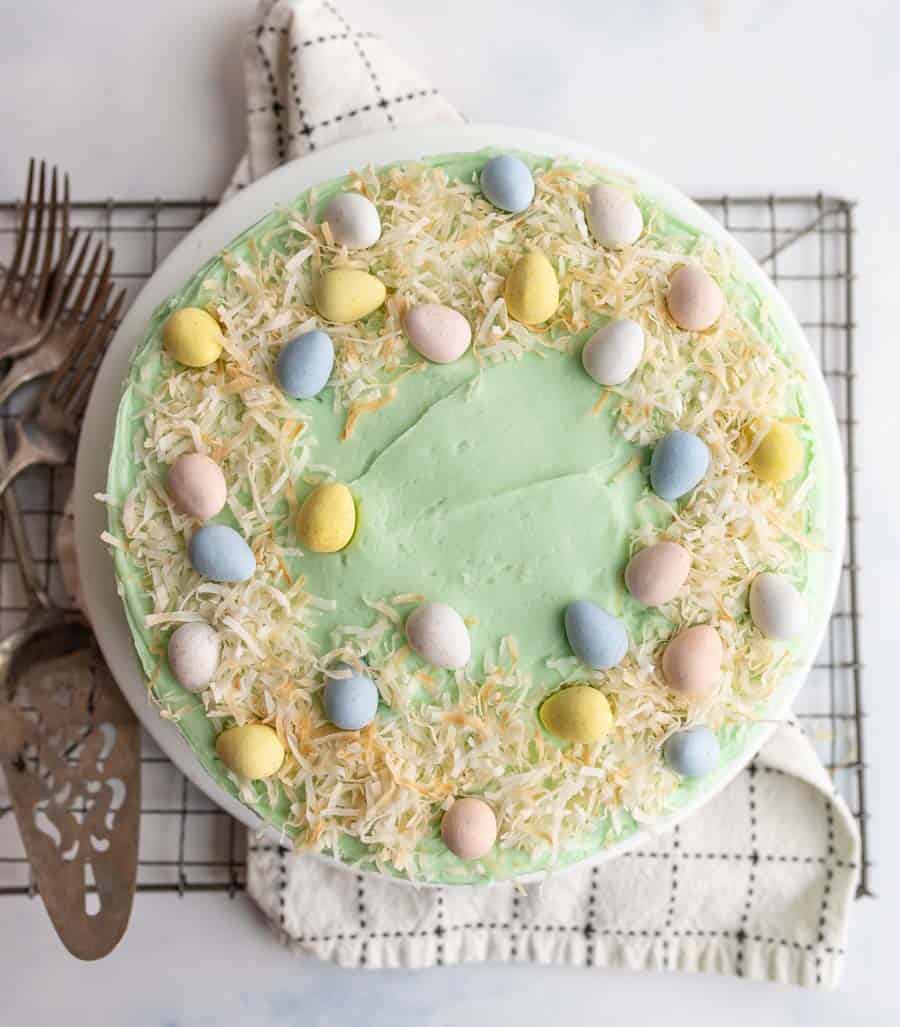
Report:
0,426,141,960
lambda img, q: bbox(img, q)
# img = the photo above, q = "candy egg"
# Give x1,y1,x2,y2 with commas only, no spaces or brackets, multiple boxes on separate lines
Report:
404,303,472,364
504,250,559,325
539,685,613,744
650,430,709,501
480,154,535,214
297,482,356,553
625,541,691,606
564,600,628,669
749,422,804,483
321,192,381,249
581,318,644,386
441,797,497,860
585,184,643,248
664,726,720,777
749,572,807,641
188,524,256,582
323,665,380,730
167,622,221,692
662,625,723,697
666,265,724,331
167,453,227,521
215,723,284,780
405,601,471,669
163,307,224,368
275,329,334,399
315,269,386,323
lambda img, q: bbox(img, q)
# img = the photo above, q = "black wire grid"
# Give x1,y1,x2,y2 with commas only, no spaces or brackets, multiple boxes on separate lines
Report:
0,195,871,899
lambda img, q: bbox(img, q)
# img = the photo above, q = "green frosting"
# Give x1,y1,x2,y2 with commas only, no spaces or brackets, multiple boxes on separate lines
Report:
106,149,821,884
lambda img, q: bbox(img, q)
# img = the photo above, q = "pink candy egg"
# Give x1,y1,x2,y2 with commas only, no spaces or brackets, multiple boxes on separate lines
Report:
625,541,691,606
406,601,471,669
167,453,227,521
666,265,724,332
662,624,722,697
404,303,472,364
441,797,497,860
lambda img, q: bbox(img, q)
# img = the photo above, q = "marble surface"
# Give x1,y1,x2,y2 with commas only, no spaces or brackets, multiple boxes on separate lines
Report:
1,0,897,1023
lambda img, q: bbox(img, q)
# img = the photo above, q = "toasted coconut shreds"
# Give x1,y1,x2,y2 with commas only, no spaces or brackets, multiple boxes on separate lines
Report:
102,158,815,880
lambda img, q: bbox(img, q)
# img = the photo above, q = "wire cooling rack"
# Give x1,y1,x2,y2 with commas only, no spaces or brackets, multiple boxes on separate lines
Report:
0,194,871,899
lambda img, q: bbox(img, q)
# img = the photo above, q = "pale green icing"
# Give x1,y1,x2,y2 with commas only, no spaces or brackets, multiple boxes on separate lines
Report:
106,149,822,884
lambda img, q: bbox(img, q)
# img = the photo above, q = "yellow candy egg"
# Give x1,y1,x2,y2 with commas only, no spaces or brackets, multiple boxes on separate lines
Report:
315,268,386,323
539,684,613,744
297,482,356,553
215,723,284,780
504,250,559,325
163,307,224,367
749,422,804,483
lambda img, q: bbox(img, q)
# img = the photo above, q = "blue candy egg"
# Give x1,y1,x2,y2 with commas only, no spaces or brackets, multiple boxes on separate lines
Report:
650,430,710,501
323,665,380,731
480,155,535,214
275,329,334,399
188,524,256,582
664,726,720,777
564,600,629,670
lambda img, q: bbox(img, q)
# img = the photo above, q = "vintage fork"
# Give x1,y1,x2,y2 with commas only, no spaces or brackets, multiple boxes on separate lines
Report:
0,285,127,494
0,159,72,360
0,235,113,407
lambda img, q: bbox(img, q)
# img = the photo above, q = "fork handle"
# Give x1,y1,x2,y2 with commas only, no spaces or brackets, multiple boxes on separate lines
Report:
0,431,49,609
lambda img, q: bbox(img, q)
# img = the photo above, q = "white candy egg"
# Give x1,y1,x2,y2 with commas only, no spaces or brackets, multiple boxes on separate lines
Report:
581,318,644,386
586,184,643,248
168,622,221,692
405,601,471,669
321,192,381,249
749,573,807,641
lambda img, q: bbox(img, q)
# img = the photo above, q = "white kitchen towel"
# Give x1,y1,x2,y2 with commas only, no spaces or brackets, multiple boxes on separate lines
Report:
222,0,860,987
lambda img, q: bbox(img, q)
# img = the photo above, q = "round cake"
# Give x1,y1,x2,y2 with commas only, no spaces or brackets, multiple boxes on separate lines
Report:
103,148,830,884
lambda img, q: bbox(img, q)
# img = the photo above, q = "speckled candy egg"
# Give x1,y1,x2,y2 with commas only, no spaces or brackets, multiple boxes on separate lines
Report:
321,192,381,249
404,303,471,364
664,726,720,777
749,422,804,483
315,268,386,323
581,318,644,386
539,685,614,744
167,622,221,692
504,250,559,326
585,184,643,248
167,453,227,521
215,723,284,780
564,600,628,670
625,541,691,606
662,625,723,697
163,307,224,367
666,265,724,332
441,797,497,860
188,524,256,582
480,155,535,214
749,572,807,641
405,601,471,669
275,329,334,399
323,665,380,730
297,482,356,553
650,430,710,501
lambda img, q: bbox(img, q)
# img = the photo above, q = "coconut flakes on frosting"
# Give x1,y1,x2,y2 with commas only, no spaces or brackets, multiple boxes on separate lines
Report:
102,155,815,879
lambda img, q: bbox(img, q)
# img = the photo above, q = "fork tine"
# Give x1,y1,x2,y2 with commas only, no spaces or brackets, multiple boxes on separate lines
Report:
18,160,47,302
49,229,87,317
67,288,127,419
41,276,113,407
0,158,35,304
26,165,60,320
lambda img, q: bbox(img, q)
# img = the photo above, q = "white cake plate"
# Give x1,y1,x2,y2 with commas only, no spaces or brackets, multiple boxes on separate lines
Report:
74,123,846,880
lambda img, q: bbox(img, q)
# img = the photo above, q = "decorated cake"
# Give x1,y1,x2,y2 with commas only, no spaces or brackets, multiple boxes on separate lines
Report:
102,149,826,884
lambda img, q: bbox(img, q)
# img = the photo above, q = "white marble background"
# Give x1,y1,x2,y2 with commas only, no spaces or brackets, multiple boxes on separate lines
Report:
1,0,897,1023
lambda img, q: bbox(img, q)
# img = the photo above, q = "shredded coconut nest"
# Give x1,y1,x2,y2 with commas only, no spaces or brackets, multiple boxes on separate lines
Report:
102,155,815,881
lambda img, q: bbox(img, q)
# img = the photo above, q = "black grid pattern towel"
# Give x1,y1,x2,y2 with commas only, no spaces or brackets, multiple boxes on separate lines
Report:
222,0,859,987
